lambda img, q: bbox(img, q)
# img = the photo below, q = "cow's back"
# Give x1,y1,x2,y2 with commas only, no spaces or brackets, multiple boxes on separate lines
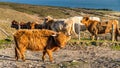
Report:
14,29,57,51
70,16,83,25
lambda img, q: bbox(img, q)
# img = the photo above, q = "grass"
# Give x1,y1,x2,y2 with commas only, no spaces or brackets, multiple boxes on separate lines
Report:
70,38,119,43
110,45,120,51
0,39,12,45
0,39,12,49
69,38,120,50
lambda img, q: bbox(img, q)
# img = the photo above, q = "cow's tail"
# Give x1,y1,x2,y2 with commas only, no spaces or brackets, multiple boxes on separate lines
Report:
116,20,120,36
14,36,20,61
117,21,120,36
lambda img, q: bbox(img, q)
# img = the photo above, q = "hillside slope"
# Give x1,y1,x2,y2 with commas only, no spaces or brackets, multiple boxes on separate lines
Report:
0,7,41,39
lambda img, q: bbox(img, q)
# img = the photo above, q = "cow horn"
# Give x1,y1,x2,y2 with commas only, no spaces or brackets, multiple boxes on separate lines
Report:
51,34,57,36
51,33,58,36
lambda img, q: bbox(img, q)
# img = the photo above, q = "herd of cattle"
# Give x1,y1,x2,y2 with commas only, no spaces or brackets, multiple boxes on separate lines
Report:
12,16,120,62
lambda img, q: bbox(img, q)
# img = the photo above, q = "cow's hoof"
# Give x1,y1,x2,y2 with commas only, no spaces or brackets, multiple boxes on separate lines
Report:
42,60,46,63
15,59,18,61
50,61,56,64
22,59,26,62
15,57,18,61
43,61,45,63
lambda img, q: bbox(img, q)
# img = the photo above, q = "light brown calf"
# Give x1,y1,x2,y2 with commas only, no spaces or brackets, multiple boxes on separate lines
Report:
81,16,119,41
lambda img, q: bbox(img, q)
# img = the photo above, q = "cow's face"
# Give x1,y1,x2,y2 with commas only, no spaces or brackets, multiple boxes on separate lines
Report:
11,20,18,25
54,32,71,48
43,16,54,29
44,16,54,24
62,22,72,36
81,17,90,25
11,20,19,29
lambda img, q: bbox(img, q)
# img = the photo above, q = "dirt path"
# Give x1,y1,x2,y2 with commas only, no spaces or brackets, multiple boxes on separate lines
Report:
0,44,120,68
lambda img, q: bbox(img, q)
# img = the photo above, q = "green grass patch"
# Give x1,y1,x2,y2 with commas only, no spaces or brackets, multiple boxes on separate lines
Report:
70,38,119,43
0,39,12,49
110,45,120,51
69,38,120,48
0,39,12,45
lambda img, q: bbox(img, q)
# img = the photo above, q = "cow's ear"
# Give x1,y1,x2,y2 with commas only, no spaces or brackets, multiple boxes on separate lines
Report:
51,34,57,36
12,20,16,24
85,17,89,21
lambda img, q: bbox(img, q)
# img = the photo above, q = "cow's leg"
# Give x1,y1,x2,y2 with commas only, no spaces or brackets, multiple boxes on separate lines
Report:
95,33,98,40
15,47,23,61
46,50,53,62
92,36,95,40
95,35,98,40
72,24,78,38
42,50,47,62
115,30,119,41
110,33,113,40
19,47,26,61
115,33,118,41
94,30,98,40
15,47,20,61
91,35,95,40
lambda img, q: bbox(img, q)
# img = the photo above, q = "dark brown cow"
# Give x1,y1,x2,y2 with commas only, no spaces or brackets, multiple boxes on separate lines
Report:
11,20,31,29
81,16,119,41
11,20,43,29
13,29,71,62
